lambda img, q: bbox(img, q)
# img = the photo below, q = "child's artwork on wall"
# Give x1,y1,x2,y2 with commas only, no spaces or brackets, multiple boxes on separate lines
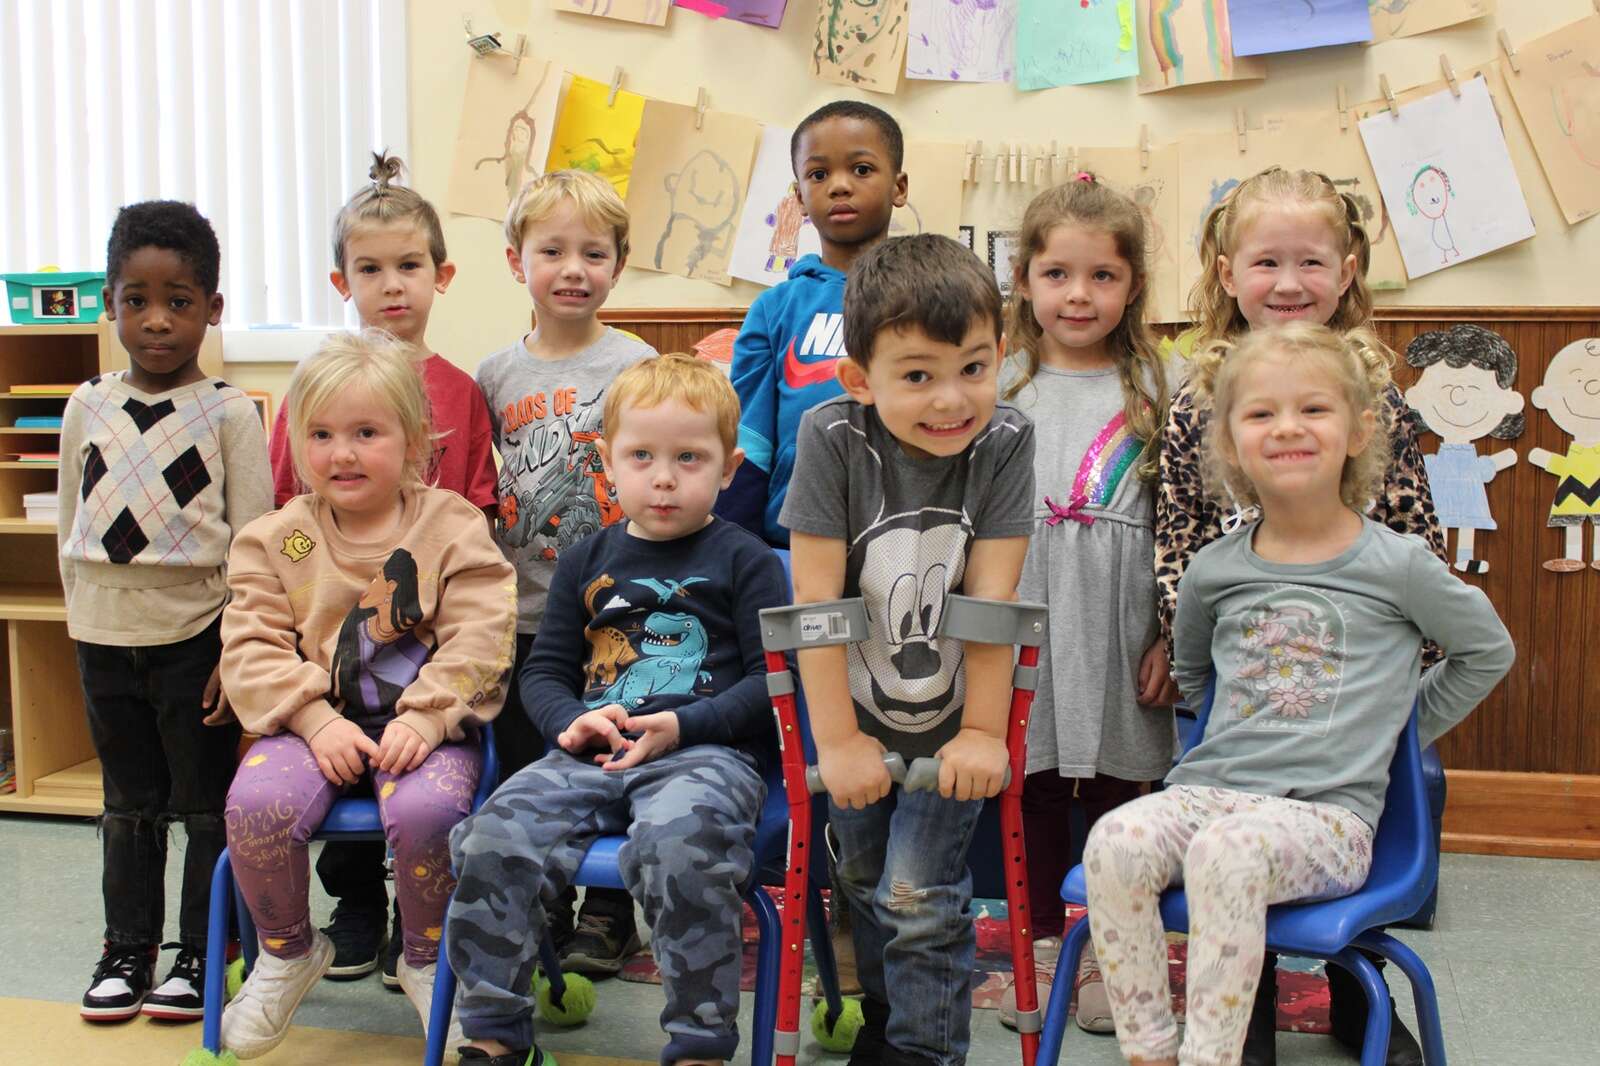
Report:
1074,145,1183,323
1529,338,1600,572
1137,0,1265,94
448,56,562,222
1502,14,1600,225
811,0,909,94
1015,0,1137,90
626,100,759,286
547,74,647,200
1368,0,1493,42
988,230,1021,298
730,124,822,287
554,0,671,26
1403,325,1524,575
1226,0,1371,57
1359,76,1535,278
892,142,965,239
906,0,1015,83
1177,111,1407,302
674,0,789,27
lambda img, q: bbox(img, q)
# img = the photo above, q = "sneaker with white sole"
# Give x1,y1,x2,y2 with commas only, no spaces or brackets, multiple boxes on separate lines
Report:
998,936,1062,1031
142,943,205,1020
81,942,157,1022
220,930,334,1058
1072,943,1114,1034
398,956,465,1052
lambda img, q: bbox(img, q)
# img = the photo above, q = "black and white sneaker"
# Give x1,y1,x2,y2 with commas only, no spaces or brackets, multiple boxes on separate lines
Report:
321,903,388,980
560,902,641,976
142,943,205,1021
81,943,156,1022
381,904,404,990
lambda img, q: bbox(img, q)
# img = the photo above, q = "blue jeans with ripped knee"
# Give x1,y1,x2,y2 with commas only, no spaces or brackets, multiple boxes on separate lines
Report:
829,785,985,1066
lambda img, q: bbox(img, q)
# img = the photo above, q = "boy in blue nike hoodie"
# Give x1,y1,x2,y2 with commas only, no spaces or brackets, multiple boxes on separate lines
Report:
717,101,908,545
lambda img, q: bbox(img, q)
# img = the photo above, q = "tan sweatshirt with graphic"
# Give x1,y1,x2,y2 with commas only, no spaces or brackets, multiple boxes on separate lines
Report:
222,485,517,747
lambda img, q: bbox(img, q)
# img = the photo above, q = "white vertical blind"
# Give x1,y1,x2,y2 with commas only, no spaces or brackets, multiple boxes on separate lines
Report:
0,0,409,327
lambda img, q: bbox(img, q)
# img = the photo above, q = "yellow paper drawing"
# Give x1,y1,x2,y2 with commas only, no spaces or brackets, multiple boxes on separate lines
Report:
1074,145,1183,324
1367,0,1493,42
1137,0,1265,95
553,0,671,26
891,142,964,239
547,74,646,201
1503,14,1600,225
625,100,760,286
1177,111,1407,300
448,57,562,222
812,0,910,95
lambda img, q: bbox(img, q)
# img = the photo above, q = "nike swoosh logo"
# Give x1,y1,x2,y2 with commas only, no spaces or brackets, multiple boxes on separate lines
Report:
783,338,841,389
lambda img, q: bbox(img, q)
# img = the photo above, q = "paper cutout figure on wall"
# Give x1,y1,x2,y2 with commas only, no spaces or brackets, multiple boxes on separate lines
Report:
811,0,910,94
906,0,1015,83
1403,325,1524,575
1529,338,1600,572
1407,164,1459,266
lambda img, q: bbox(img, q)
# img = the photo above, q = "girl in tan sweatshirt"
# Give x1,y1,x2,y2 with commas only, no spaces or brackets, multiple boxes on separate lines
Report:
218,331,515,1058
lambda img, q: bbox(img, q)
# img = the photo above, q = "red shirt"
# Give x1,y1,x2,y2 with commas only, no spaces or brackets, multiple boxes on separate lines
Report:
269,354,498,510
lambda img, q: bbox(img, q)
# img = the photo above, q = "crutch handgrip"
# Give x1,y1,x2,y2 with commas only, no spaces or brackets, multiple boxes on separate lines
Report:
805,753,907,795
902,757,1014,793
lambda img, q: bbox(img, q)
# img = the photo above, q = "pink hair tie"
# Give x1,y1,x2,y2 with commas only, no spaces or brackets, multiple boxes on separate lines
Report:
1075,171,1094,183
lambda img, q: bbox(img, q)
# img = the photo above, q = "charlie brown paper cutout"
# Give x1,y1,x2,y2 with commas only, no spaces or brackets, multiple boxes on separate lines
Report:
1403,324,1524,575
1529,338,1600,572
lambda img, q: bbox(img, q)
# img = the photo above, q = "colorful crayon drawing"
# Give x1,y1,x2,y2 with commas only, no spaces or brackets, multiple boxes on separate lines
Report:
1406,164,1459,266
1138,0,1264,93
811,0,910,94
906,0,1016,83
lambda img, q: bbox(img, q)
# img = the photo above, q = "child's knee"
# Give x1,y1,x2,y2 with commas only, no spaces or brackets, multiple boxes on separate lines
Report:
1184,820,1265,888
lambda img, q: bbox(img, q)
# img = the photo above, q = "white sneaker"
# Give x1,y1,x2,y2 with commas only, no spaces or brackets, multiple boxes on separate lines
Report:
398,956,466,1052
998,936,1062,1031
1073,943,1115,1034
220,931,334,1059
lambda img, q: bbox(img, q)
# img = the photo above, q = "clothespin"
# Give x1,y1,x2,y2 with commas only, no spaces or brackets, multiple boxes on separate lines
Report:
1033,146,1048,186
1048,140,1061,185
1010,144,1021,184
694,87,709,131
972,141,984,184
1138,125,1150,170
1380,74,1399,117
607,66,624,107
1441,55,1460,97
1337,84,1349,131
1497,30,1520,74
1234,109,1247,154
1018,143,1031,184
512,34,526,75
994,143,1007,185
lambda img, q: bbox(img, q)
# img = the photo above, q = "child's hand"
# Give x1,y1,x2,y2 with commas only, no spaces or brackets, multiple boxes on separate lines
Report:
603,712,681,770
817,731,893,810
375,720,433,775
935,728,1009,801
1137,641,1180,707
308,719,380,786
558,705,630,754
201,664,235,726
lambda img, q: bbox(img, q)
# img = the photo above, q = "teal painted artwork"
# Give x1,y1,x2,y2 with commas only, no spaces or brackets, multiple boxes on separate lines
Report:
1016,0,1138,91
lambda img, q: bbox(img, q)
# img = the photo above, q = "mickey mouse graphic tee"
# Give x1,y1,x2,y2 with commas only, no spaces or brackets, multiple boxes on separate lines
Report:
780,397,1036,759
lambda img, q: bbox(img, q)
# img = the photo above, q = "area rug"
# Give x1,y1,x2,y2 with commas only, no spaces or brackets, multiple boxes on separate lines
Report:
616,893,1332,1034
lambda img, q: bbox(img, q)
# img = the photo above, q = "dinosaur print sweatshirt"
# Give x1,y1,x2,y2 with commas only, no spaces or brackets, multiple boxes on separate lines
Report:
520,517,790,770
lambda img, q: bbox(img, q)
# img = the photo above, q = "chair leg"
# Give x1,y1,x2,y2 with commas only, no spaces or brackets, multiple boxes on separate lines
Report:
423,912,454,1066
1037,916,1092,1066
1330,946,1391,1066
748,886,783,1066
805,883,845,1020
201,849,236,1053
1357,931,1448,1066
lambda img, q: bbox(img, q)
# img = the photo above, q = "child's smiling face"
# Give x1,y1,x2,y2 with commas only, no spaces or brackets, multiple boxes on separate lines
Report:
1405,362,1524,445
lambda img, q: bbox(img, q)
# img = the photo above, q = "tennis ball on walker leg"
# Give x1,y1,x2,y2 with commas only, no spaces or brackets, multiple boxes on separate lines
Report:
225,956,246,1000
536,970,597,1025
180,1050,241,1066
812,996,864,1052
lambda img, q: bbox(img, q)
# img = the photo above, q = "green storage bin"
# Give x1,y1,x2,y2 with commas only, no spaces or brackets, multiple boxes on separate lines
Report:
3,271,106,324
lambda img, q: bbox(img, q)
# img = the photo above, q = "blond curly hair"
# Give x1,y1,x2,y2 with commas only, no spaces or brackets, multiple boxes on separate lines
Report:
1191,322,1393,512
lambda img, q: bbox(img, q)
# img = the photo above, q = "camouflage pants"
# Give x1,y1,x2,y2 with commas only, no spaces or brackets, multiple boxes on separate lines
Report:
446,745,764,1063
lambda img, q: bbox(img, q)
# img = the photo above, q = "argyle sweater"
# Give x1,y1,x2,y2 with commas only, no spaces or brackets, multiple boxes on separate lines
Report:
57,372,273,646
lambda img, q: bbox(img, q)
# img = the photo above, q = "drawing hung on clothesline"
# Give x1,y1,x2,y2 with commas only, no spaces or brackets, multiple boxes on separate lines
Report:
906,0,1015,83
1406,164,1460,266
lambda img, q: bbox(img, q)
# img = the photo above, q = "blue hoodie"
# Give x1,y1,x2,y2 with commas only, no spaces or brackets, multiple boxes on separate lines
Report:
717,254,849,545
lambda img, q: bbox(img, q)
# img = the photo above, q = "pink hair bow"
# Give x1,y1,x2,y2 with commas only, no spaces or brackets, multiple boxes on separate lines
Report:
1044,494,1095,526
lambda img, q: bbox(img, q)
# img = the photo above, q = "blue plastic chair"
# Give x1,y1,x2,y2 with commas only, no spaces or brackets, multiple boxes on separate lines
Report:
197,723,500,1066
1038,690,1447,1066
531,549,844,1066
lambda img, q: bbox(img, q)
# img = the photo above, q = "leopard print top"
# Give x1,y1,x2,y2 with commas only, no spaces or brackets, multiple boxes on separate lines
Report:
1155,379,1448,660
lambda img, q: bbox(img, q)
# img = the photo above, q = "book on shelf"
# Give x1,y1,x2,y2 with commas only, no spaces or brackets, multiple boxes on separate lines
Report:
12,453,59,463
12,416,64,429
7,384,77,396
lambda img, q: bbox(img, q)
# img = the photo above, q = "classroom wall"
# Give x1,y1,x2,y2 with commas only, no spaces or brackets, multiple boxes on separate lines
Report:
379,0,1600,380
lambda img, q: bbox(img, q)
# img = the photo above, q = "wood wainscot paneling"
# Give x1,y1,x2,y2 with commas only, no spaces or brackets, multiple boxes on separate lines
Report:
596,305,1600,858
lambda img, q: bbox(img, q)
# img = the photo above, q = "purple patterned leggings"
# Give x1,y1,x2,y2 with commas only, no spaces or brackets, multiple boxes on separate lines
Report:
224,731,481,966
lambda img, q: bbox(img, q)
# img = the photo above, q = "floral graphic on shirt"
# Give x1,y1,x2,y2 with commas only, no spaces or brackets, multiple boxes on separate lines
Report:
1226,589,1345,736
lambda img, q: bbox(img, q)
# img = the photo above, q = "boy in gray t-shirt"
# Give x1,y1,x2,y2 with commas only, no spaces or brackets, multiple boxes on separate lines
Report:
781,235,1034,1065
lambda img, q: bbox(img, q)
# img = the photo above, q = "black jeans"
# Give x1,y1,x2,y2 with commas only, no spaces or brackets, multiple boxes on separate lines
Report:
78,616,240,950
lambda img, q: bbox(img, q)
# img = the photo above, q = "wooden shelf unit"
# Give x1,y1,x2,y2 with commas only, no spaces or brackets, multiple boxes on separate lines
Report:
0,323,104,816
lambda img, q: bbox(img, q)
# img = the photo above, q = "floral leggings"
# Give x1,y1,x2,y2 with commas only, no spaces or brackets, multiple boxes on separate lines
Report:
1082,785,1373,1066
